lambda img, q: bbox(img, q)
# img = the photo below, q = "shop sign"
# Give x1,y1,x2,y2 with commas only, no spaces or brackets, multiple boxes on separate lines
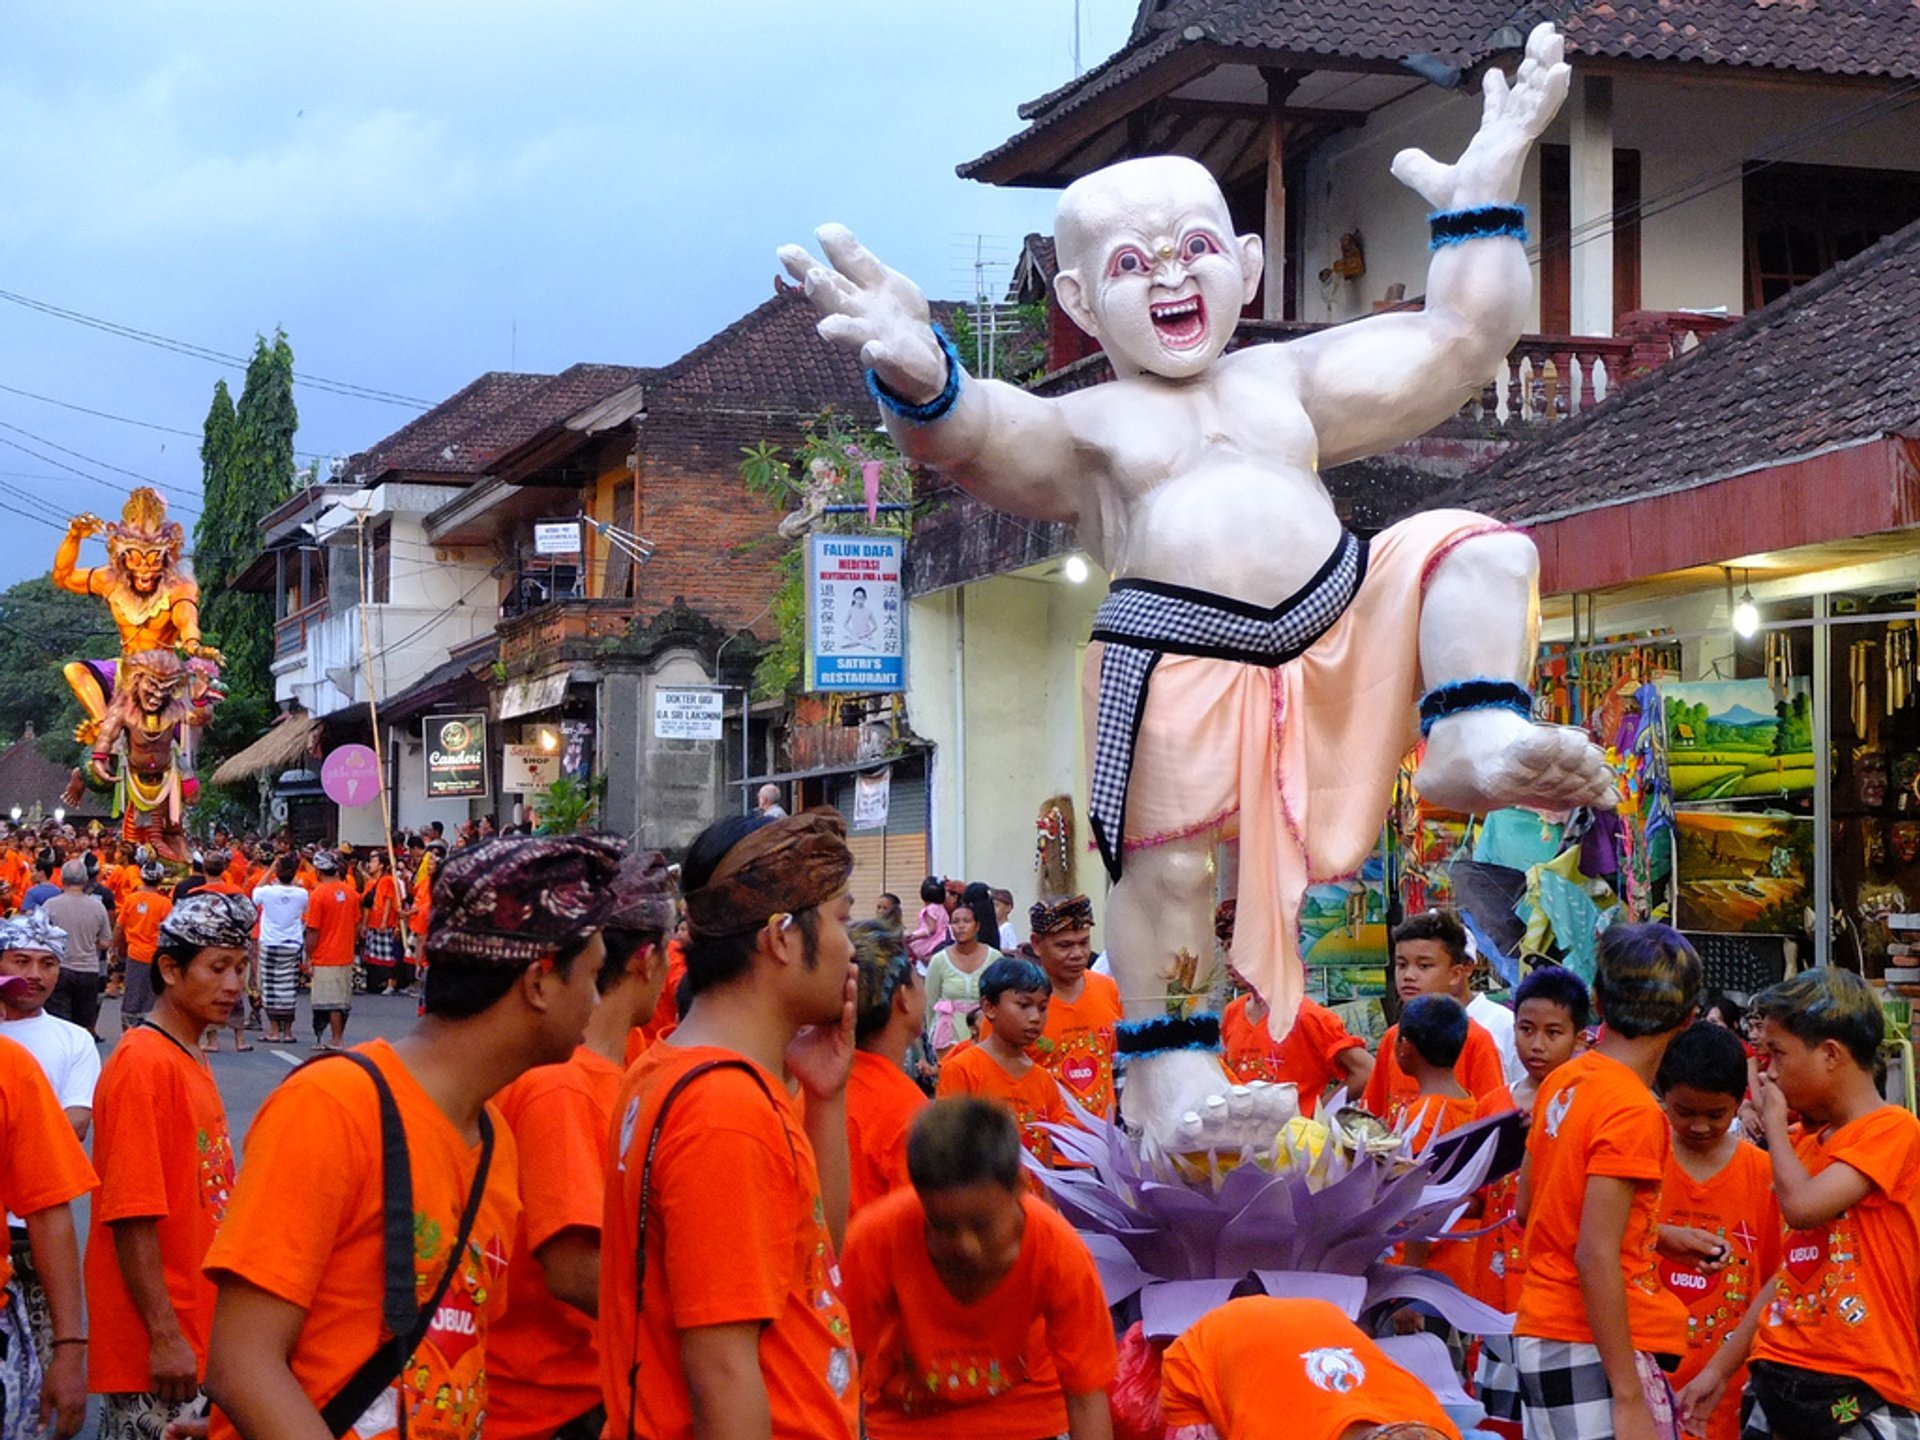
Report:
533,520,582,555
654,688,724,741
503,743,562,794
806,534,904,693
320,744,380,808
852,767,891,832
425,714,489,799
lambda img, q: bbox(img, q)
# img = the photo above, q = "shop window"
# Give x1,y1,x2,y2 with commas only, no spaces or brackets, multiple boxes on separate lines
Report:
370,521,391,605
1745,162,1920,308
1538,145,1642,334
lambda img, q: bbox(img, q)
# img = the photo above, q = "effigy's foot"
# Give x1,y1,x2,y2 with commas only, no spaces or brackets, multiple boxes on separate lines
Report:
1122,1048,1300,1159
1415,707,1616,815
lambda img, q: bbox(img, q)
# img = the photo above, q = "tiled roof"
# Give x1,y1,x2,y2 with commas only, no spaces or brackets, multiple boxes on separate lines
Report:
1429,216,1920,524
646,285,883,418
0,734,109,820
962,0,1920,178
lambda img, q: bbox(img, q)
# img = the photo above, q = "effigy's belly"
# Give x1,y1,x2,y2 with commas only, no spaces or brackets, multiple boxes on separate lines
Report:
119,620,179,655
1111,463,1345,605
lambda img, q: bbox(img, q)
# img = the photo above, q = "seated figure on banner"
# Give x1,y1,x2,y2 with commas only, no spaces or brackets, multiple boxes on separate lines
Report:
783,26,1612,1151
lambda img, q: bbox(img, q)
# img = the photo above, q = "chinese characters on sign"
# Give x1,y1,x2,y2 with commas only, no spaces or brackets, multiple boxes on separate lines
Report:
806,534,904,692
425,714,489,799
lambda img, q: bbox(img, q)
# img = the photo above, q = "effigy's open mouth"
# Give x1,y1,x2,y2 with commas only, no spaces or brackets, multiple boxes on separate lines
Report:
1150,294,1208,351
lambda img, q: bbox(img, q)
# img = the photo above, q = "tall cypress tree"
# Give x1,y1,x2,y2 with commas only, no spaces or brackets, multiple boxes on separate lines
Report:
196,333,297,777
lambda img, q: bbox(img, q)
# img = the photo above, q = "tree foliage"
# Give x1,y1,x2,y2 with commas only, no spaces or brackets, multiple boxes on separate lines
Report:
195,333,298,781
0,578,118,761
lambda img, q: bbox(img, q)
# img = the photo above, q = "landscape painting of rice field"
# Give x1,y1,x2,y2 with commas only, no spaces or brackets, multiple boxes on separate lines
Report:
1674,810,1813,934
1661,678,1814,803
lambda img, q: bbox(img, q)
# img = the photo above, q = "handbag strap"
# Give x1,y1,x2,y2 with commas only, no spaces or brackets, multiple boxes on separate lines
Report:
626,1058,792,1440
307,1050,496,1439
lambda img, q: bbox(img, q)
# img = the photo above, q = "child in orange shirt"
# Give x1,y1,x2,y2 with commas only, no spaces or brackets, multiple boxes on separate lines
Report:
1734,967,1920,1438
1027,895,1124,1120
1645,1023,1779,1440
936,958,1069,1168
838,1097,1117,1440
847,920,929,1217
1364,910,1512,1124
1514,924,1701,1440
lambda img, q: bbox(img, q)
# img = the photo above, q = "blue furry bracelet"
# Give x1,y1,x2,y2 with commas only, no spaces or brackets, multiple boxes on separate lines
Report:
1419,678,1534,737
1429,204,1528,249
867,325,962,424
1116,1011,1222,1059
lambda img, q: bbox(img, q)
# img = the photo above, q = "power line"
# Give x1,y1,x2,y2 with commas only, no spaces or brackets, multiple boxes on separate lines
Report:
0,379,337,462
0,430,203,518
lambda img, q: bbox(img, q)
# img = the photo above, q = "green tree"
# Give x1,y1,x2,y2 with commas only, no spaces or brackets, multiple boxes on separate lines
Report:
0,578,118,761
195,333,298,780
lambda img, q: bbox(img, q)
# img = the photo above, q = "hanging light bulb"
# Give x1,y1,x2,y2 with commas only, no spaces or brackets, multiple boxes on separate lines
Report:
1732,570,1760,639
1063,555,1090,584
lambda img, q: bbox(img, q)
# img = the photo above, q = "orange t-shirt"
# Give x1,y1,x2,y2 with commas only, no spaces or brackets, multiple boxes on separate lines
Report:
204,1039,521,1440
0,850,29,907
1515,1050,1688,1353
1396,1090,1509,1294
1363,1018,1511,1125
306,881,360,967
839,1188,1118,1440
847,1050,929,1218
1221,995,1365,1118
487,1046,624,1440
598,1044,858,1440
296,862,320,891
1751,1105,1920,1412
365,874,402,932
198,879,245,898
1658,1142,1781,1440
0,1034,98,1290
119,888,174,964
86,1025,235,1393
638,941,688,1042
409,871,433,939
102,862,140,906
1031,972,1123,1120
1161,1296,1463,1440
936,1045,1070,1168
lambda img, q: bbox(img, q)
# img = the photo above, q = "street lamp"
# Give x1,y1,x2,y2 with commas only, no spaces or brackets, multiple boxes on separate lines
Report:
53,807,65,824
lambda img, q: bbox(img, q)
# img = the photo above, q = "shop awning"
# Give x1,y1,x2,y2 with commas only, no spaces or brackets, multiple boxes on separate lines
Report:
732,748,927,788
210,714,319,786
499,671,571,720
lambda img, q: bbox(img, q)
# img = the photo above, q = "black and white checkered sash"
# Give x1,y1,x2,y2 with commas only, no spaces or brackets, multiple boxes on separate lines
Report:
1087,529,1369,881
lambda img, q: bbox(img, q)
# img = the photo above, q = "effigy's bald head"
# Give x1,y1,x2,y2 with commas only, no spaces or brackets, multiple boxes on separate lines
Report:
1053,156,1261,380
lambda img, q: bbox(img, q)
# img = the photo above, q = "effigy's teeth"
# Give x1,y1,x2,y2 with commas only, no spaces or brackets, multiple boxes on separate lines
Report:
1176,1111,1205,1147
1227,1085,1252,1120
1201,1095,1229,1137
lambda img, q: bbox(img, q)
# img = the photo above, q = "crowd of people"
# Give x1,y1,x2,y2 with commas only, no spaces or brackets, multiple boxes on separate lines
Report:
1,807,1917,1440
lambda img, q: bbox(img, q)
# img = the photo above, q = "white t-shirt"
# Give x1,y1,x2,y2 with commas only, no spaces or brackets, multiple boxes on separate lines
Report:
2,1009,98,1224
1468,991,1526,1089
999,921,1020,953
252,884,311,948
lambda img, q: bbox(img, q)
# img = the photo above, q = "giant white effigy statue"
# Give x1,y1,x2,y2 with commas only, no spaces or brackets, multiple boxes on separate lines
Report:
786,26,1612,1151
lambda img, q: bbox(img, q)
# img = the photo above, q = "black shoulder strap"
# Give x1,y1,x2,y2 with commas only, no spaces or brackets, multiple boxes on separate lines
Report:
626,1058,792,1440
300,1050,495,1440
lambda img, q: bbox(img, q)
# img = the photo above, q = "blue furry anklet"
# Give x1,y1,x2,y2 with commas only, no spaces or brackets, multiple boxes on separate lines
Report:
1419,678,1534,737
1429,204,1528,249
1116,1012,1222,1060
866,325,963,424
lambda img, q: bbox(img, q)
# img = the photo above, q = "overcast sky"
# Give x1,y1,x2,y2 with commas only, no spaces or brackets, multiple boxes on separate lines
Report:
0,2,1134,587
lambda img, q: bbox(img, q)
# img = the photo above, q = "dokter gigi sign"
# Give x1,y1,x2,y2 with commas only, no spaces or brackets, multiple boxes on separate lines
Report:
425,714,490,800
806,534,904,693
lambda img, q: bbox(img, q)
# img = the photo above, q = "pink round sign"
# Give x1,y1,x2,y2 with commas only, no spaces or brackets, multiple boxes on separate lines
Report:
321,744,381,808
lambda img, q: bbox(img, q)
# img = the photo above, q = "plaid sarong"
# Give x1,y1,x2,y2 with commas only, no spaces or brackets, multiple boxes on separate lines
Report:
1745,1389,1920,1439
363,928,402,970
1474,1332,1524,1425
1086,529,1368,879
1517,1337,1680,1440
259,941,303,1017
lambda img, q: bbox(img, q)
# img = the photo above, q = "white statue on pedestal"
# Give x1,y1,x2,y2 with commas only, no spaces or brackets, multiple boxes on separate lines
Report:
783,26,1611,1152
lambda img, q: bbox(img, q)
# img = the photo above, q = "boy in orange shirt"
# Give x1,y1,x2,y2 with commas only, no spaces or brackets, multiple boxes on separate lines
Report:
488,850,674,1440
839,1097,1116,1440
86,893,249,1438
1364,910,1511,1125
1027,895,1124,1119
936,957,1070,1168
1216,899,1372,1116
204,835,622,1440
1514,923,1701,1440
1644,1023,1779,1440
303,852,360,1051
112,860,173,1023
847,920,929,1217
1732,967,1920,1438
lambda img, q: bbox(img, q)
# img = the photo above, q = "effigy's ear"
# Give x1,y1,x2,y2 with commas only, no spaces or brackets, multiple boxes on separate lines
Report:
1236,233,1264,306
1052,268,1099,340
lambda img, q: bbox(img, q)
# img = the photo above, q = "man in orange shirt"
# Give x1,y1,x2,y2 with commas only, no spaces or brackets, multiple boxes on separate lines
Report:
359,851,406,996
86,892,249,1439
0,1020,97,1440
598,810,860,1440
1514,923,1700,1440
303,852,360,1051
847,920,928,1217
204,834,622,1440
488,850,674,1440
1364,910,1511,1124
113,860,173,1024
1027,895,1124,1120
839,1097,1116,1440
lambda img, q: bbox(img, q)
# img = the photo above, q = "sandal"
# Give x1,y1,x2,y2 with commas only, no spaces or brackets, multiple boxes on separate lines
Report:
233,1042,255,1052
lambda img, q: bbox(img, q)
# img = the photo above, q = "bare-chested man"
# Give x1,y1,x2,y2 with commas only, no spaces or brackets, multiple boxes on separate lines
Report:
784,26,1609,1149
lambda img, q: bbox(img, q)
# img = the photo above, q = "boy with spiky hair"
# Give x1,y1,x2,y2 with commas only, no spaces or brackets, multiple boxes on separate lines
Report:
936,957,1070,1168
1364,909,1511,1125
1735,967,1920,1438
1514,923,1701,1440
838,1098,1116,1440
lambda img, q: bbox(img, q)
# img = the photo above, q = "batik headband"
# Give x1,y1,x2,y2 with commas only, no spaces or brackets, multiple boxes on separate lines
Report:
1029,894,1094,937
159,892,258,952
428,834,625,969
608,849,676,936
684,810,853,939
0,910,67,962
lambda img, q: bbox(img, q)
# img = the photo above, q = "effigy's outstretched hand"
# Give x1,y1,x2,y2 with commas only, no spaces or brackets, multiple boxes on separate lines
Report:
779,226,950,406
1391,22,1570,210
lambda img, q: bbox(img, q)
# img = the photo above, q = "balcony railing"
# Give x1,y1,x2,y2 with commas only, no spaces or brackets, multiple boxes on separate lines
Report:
273,599,328,661
496,595,636,674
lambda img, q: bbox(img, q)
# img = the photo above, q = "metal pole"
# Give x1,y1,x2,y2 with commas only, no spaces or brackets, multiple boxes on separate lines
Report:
1811,589,1831,968
355,511,403,888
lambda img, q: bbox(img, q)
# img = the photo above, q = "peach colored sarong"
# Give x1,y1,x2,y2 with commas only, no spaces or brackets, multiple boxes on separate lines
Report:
1083,509,1506,1039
